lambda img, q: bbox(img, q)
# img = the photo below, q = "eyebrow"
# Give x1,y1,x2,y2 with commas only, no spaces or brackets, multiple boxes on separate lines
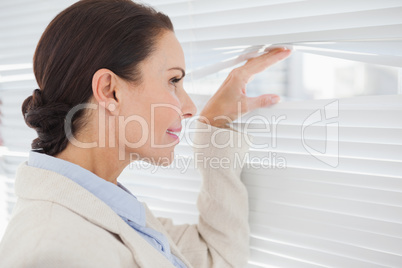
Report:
169,67,186,78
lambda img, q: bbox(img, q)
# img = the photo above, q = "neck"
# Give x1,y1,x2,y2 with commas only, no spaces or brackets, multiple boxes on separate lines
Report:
56,143,126,185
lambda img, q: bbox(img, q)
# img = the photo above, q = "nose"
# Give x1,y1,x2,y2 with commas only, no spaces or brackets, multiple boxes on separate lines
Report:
179,89,197,119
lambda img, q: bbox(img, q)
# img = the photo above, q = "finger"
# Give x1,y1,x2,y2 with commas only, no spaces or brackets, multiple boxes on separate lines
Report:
246,48,291,73
246,94,280,111
243,48,291,80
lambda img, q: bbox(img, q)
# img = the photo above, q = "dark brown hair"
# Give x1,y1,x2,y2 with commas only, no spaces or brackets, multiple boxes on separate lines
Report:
22,0,173,156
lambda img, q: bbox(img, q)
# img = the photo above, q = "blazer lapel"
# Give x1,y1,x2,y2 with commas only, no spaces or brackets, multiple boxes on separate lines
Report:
116,217,176,267
14,162,175,268
143,205,194,268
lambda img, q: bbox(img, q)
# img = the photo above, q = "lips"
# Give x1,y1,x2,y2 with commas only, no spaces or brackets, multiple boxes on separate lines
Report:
166,126,182,142
166,127,182,133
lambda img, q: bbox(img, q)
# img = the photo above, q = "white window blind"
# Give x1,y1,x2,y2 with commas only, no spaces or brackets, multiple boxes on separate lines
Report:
1,1,402,267
149,0,402,78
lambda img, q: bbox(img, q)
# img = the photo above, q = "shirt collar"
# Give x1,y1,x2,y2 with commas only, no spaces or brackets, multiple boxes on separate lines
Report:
28,151,145,226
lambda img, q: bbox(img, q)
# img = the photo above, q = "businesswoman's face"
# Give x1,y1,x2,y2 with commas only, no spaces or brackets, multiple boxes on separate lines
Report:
115,31,196,165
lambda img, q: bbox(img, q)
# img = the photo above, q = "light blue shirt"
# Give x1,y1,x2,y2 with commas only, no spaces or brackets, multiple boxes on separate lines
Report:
28,151,186,268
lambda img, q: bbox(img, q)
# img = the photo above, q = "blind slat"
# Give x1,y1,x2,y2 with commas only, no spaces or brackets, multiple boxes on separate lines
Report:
250,212,402,256
251,224,402,267
250,237,387,268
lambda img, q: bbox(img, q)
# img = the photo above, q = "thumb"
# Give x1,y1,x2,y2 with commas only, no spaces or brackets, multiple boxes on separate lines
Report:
246,94,280,111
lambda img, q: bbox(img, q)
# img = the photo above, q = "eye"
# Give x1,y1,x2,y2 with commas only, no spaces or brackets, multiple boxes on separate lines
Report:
169,77,182,88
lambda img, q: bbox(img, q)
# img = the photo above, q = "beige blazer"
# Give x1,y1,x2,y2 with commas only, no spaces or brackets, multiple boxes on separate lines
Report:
0,123,251,267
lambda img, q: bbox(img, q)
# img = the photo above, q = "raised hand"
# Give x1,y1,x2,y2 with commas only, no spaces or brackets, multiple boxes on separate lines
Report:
199,47,291,128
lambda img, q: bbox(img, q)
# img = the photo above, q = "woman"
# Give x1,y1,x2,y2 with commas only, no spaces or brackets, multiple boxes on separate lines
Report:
0,0,290,267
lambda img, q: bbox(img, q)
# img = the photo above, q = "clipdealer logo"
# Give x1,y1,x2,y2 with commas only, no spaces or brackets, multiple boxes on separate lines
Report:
302,100,339,167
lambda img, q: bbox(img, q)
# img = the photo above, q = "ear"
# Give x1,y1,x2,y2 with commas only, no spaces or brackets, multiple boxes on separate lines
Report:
92,68,120,115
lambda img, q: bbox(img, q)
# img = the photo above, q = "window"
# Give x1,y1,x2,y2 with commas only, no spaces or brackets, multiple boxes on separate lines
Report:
1,0,401,267
123,1,402,266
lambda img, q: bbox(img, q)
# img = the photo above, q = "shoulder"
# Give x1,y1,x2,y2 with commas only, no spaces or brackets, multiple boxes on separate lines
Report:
0,198,134,267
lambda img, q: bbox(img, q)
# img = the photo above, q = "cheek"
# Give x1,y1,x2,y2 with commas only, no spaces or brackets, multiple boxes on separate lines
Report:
120,90,181,149
117,98,151,146
122,117,149,144
153,103,181,133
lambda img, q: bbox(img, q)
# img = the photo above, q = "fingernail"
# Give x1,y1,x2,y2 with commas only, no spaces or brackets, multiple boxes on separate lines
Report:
273,48,285,54
271,96,280,104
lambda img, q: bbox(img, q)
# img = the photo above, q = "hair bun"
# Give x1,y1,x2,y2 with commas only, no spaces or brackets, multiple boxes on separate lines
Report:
21,89,43,118
22,89,45,130
32,88,43,105
22,89,72,155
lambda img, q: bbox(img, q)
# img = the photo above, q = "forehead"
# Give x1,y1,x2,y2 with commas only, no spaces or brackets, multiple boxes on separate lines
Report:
143,31,185,73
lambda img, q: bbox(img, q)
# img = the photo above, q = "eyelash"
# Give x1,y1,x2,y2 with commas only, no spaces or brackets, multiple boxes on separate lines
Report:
170,77,182,87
